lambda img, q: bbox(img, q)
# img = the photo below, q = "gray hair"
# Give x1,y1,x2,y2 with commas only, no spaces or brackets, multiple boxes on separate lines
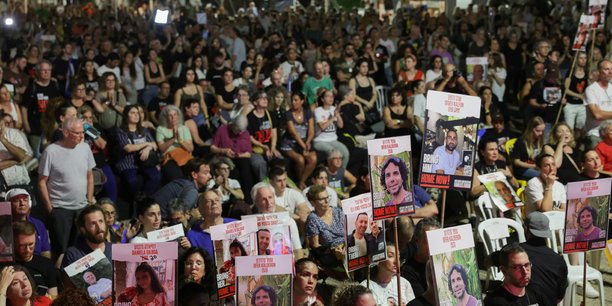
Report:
327,149,343,161
230,115,248,131
599,120,612,138
168,198,187,215
158,105,184,128
250,182,275,204
62,117,83,131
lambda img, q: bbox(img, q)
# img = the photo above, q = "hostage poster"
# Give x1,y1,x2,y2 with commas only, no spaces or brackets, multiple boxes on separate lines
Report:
419,90,480,190
342,193,386,271
235,255,293,306
242,212,296,256
64,249,113,305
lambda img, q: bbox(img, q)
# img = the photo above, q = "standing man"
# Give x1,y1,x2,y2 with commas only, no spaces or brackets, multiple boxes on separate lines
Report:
585,59,612,148
484,243,546,305
21,60,61,151
39,117,95,266
433,128,463,175
302,61,334,108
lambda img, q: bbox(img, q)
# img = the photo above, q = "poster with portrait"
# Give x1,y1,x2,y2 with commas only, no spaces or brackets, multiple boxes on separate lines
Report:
64,249,113,306
589,0,606,29
419,91,480,190
0,202,12,262
210,218,259,299
563,178,611,253
367,135,415,220
235,255,293,306
342,193,387,271
242,212,295,256
427,224,482,306
478,171,523,212
112,242,178,306
465,57,488,83
572,15,595,51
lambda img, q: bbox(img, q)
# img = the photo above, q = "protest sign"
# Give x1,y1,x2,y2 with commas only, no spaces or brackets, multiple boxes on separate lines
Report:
235,255,293,306
419,91,480,190
113,242,178,306
0,202,12,262
572,15,595,51
64,249,112,305
465,57,488,83
367,135,415,220
242,212,296,255
147,224,185,242
427,224,482,306
478,171,523,212
563,178,611,253
210,218,258,298
589,0,606,29
342,193,386,271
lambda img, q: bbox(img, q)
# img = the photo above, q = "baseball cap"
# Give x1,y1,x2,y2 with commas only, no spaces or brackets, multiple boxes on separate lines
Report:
526,212,552,238
5,188,31,207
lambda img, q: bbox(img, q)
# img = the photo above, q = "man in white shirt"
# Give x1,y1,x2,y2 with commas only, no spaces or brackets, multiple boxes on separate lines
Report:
585,59,612,148
280,48,304,85
269,167,310,225
525,154,566,215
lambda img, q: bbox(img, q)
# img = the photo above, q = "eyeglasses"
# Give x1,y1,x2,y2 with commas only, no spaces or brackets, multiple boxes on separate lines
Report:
509,262,532,272
314,196,331,203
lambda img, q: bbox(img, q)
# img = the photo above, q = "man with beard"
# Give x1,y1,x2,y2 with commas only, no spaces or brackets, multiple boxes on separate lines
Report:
433,129,463,175
381,157,411,206
61,205,112,268
485,243,546,305
447,264,477,306
347,213,380,258
257,229,271,255
575,206,605,241
333,43,357,85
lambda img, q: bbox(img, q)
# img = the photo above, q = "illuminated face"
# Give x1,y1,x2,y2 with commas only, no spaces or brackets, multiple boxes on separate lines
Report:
295,262,318,296
0,87,10,102
7,271,33,302
15,234,36,262
482,142,498,162
199,190,222,218
503,252,531,288
184,253,205,283
230,245,243,258
167,109,180,127
82,211,107,244
192,164,212,187
139,204,162,233
313,171,328,186
10,195,30,218
291,94,304,110
100,203,116,227
532,124,545,140
384,162,404,196
379,245,398,275
255,187,276,213
127,107,140,124
554,124,573,143
271,173,287,194
539,156,557,176
450,269,466,299
579,209,594,229
355,214,368,235
63,121,85,147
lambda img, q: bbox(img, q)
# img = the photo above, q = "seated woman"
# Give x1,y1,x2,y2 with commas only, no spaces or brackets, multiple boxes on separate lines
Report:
543,122,583,184
580,149,610,180
156,105,194,183
207,157,244,205
305,185,346,267
0,265,52,306
293,258,325,306
313,89,350,170
383,87,414,138
471,139,518,199
130,197,191,251
595,120,612,174
115,105,161,201
511,116,545,180
183,99,211,157
281,92,317,189
325,149,356,200
178,247,221,306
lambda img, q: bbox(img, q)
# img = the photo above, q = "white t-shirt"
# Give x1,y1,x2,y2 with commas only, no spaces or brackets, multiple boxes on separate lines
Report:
425,70,441,83
413,94,426,125
275,188,308,214
280,60,304,84
360,276,415,306
585,81,612,137
314,106,338,142
491,67,507,102
525,177,566,215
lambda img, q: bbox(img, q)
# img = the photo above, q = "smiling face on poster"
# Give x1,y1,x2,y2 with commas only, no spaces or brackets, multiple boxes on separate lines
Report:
563,179,611,253
367,136,414,220
235,255,293,306
419,91,480,190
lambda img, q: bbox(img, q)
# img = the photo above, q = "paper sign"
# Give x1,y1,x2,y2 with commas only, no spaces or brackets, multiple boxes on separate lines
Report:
243,212,294,255
64,249,112,305
147,224,185,242
235,255,293,306
419,91,480,190
478,171,523,212
572,15,595,52
466,57,488,83
154,9,169,24
342,194,386,271
589,0,606,29
367,135,415,220
427,225,482,306
0,202,12,262
113,242,178,306
211,219,258,299
563,178,611,253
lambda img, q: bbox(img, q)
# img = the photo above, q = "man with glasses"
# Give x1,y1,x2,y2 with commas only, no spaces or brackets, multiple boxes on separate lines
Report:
39,117,95,266
153,158,212,219
21,60,61,151
12,221,59,298
484,243,546,305
251,183,304,259
5,188,50,258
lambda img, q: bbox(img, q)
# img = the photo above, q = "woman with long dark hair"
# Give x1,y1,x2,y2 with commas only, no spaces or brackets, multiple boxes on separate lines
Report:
0,265,52,306
131,263,168,306
178,247,221,306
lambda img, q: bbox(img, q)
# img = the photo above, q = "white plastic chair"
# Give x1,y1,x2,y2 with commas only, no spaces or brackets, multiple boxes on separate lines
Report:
477,218,526,282
375,85,389,116
543,211,605,306
476,192,495,220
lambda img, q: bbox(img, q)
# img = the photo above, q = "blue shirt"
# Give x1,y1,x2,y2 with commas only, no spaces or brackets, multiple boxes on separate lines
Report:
186,218,236,256
432,145,461,174
412,185,431,209
27,216,51,255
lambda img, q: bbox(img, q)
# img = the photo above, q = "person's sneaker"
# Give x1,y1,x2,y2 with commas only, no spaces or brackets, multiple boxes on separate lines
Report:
577,282,599,298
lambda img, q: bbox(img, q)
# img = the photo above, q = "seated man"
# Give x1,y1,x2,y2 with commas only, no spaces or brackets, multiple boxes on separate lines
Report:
525,154,566,215
12,221,59,298
484,243,547,305
5,188,50,258
0,114,33,187
186,190,236,256
269,167,311,227
62,205,112,269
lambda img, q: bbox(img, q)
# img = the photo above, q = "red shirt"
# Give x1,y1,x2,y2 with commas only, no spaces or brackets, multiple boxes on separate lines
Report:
595,141,612,172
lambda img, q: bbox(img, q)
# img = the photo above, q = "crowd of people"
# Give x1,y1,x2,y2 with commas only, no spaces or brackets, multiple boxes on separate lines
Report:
0,0,611,305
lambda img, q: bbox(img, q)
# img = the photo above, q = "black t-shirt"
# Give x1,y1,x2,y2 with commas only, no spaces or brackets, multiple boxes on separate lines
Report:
16,255,60,296
520,240,567,306
148,95,173,121
207,66,225,94
247,110,277,147
400,242,427,297
23,80,62,135
529,79,563,123
484,285,546,306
